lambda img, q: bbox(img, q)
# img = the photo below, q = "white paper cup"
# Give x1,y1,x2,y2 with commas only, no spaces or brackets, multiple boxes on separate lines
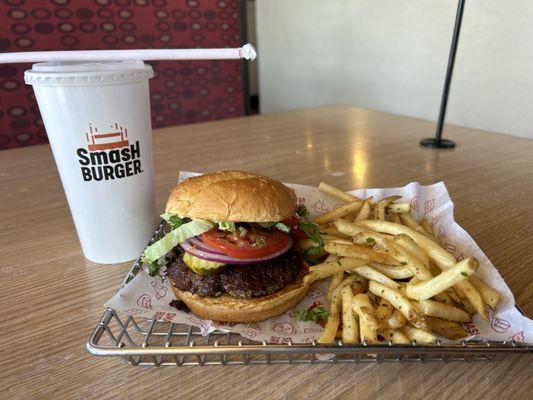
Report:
25,61,156,263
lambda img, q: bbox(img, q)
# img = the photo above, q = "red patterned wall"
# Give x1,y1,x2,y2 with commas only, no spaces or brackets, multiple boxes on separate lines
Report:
0,0,243,150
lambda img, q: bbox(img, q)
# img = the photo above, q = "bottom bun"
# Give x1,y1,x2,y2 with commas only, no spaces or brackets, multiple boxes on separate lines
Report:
171,280,310,323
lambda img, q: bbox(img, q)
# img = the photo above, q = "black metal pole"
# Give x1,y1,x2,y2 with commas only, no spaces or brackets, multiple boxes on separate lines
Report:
420,0,466,149
239,0,251,116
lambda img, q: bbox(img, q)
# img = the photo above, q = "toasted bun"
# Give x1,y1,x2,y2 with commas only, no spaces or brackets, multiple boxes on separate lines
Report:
166,170,296,222
171,280,310,322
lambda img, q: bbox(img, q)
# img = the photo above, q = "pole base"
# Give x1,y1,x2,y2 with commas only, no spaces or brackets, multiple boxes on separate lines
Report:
420,138,456,149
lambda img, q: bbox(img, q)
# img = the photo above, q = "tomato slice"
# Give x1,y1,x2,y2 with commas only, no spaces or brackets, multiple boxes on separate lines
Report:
283,216,308,241
201,228,290,259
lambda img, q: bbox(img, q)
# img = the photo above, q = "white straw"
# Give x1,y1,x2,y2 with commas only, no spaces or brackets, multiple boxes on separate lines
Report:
0,44,257,64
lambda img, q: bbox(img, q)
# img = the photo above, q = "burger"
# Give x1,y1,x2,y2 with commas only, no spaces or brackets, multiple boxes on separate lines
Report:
141,170,325,322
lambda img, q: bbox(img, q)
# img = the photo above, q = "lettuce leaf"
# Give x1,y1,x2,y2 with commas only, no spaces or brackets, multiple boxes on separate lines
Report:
217,221,236,234
274,222,291,233
160,212,190,229
142,219,215,264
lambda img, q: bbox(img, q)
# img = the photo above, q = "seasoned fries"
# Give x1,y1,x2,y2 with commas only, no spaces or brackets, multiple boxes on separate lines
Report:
427,318,469,340
369,281,427,329
376,298,394,329
401,325,437,344
318,275,361,343
469,275,501,310
387,309,407,329
351,293,378,343
354,199,371,222
310,185,502,345
382,328,410,344
333,219,368,237
355,220,488,318
405,257,479,301
352,266,401,290
324,241,400,265
341,286,358,344
374,196,401,221
305,257,367,283
318,182,361,203
320,225,351,238
313,200,364,225
416,299,471,322
386,202,410,214
328,272,344,301
371,263,414,279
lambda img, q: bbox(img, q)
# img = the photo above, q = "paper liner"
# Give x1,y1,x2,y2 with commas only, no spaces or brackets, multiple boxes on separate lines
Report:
106,172,533,344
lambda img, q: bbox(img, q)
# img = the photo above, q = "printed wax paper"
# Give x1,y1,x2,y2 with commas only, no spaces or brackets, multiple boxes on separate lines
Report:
106,172,533,344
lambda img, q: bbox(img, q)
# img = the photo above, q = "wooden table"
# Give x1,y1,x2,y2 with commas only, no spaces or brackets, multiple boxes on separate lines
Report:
1,106,532,399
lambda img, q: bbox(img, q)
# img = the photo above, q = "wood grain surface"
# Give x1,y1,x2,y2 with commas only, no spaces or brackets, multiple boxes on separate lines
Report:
1,105,532,399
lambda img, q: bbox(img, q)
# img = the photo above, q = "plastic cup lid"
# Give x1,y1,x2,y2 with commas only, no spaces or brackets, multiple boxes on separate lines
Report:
25,60,154,86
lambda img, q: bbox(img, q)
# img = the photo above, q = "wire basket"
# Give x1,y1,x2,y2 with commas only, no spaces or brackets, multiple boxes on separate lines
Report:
86,221,533,367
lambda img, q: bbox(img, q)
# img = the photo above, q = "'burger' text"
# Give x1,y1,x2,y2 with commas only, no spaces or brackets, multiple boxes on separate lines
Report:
77,140,143,182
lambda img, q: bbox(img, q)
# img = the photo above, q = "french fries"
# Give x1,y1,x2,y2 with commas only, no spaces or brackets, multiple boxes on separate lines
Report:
393,234,430,267
352,266,401,290
318,275,361,343
405,257,479,301
386,202,410,214
324,241,400,265
354,199,371,222
370,263,414,279
406,257,479,300
313,200,364,225
328,272,344,301
341,286,358,344
355,220,488,318
389,213,401,224
387,309,407,329
427,318,469,340
320,225,351,238
351,293,378,343
305,257,367,283
401,325,437,344
334,219,369,237
369,281,427,329
376,298,394,329
318,182,361,203
416,299,471,322
374,196,401,221
381,328,410,344
309,186,501,346
469,275,501,310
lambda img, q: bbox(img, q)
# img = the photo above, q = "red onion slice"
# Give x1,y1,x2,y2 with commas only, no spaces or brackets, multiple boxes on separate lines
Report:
179,237,293,265
187,236,225,254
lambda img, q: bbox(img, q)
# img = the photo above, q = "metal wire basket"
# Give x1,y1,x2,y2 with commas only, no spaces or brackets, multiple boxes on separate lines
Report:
86,221,533,367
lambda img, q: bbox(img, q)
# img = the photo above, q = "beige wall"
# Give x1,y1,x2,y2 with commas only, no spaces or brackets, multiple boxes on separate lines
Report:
256,0,533,138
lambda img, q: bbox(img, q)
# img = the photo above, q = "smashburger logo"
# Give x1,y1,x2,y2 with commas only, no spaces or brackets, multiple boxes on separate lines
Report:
77,123,143,182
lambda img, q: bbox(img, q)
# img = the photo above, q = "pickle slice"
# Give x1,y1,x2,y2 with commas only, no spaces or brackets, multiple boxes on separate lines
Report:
182,252,225,275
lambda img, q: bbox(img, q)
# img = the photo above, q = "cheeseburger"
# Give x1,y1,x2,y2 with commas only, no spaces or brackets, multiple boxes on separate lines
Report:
142,170,324,322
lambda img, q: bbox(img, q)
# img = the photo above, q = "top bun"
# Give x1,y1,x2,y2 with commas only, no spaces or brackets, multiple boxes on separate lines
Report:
166,170,296,222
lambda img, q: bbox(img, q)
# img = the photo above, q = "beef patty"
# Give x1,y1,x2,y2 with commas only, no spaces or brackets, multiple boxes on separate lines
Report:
166,246,307,299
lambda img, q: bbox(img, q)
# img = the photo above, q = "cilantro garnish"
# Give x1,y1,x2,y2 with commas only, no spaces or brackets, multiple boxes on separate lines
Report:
299,220,322,244
294,306,329,323
296,204,310,218
146,259,162,277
